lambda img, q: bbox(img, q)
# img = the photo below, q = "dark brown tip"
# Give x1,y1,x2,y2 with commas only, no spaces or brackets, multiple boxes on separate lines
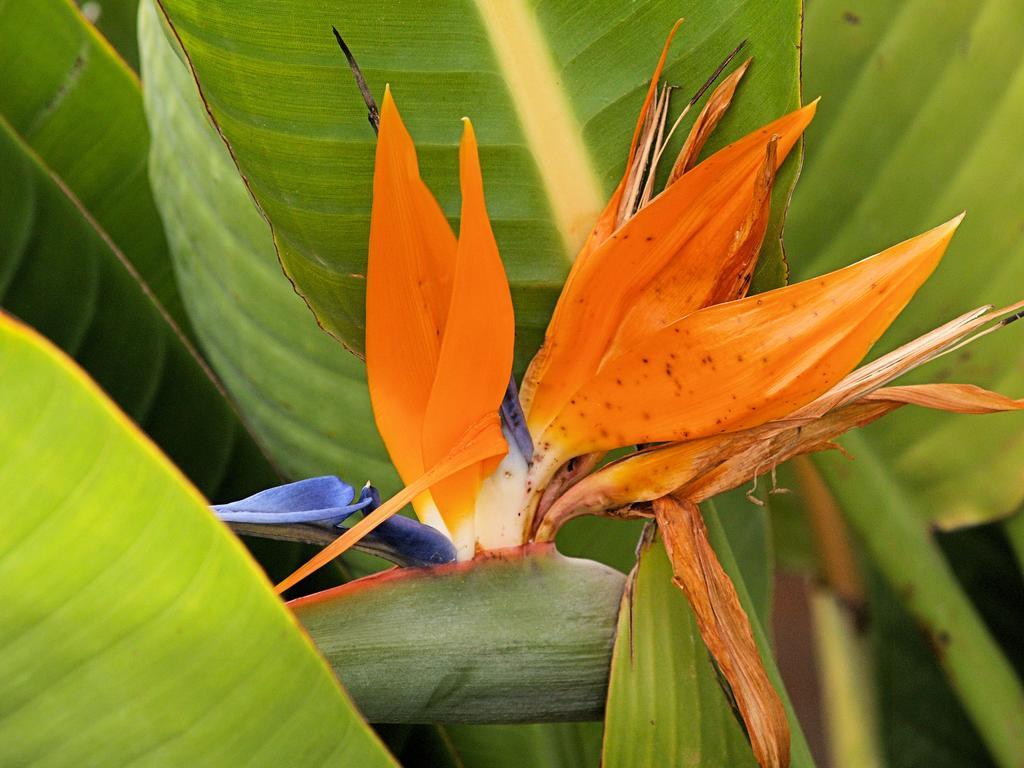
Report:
332,26,380,134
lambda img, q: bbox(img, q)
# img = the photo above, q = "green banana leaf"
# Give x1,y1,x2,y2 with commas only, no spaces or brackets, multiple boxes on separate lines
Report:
0,0,187,331
150,0,802,366
75,0,143,70
138,0,396,489
602,528,759,768
0,113,274,502
789,0,1024,528
0,311,396,767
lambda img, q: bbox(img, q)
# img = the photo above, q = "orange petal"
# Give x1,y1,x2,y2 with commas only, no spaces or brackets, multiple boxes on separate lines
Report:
537,215,961,466
275,414,507,594
535,401,899,539
582,19,684,258
606,135,779,360
366,87,457,500
525,104,817,438
420,118,515,550
654,497,790,768
520,20,682,416
668,58,751,182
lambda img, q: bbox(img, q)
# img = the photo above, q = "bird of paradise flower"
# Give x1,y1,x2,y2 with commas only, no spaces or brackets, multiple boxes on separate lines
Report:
218,22,1023,768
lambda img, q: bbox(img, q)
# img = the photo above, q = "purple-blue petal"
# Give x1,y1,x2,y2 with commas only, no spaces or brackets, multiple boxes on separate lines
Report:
359,513,458,566
213,477,456,567
212,476,367,525
500,374,533,464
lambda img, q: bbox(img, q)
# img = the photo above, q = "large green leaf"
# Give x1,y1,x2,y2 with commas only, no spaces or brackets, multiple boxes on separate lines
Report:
815,432,1024,766
151,0,801,365
139,0,398,490
0,0,188,330
0,312,396,766
788,0,1024,527
0,114,274,502
602,529,759,768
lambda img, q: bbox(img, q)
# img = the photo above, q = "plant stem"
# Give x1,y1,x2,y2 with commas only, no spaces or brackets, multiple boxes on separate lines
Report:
810,589,883,768
814,432,1024,768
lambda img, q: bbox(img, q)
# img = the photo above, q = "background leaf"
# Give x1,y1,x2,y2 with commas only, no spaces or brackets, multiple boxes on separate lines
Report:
602,528,760,768
781,3,1024,762
75,0,143,71
151,0,802,366
139,0,398,491
0,0,187,330
0,113,274,503
0,313,396,767
789,0,1024,528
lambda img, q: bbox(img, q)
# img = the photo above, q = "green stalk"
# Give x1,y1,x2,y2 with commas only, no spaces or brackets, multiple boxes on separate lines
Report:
814,432,1024,768
810,590,883,768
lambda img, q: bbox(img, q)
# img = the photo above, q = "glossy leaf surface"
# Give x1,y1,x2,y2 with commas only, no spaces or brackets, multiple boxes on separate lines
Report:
0,313,396,767
0,114,274,502
152,0,802,366
602,529,759,768
789,0,1024,526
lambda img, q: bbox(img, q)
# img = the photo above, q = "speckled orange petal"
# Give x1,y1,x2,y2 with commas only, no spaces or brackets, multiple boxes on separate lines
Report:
536,215,962,468
580,19,684,259
275,414,507,594
525,104,817,437
606,136,779,361
366,87,457,499
420,119,515,554
520,21,682,416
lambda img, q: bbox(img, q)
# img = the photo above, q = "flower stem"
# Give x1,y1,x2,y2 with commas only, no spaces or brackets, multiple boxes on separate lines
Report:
813,431,1024,768
810,589,883,768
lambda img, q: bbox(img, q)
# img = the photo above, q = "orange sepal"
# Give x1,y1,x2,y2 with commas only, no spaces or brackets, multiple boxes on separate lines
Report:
366,87,457,495
525,103,817,436
420,119,515,544
519,20,683,416
539,215,962,459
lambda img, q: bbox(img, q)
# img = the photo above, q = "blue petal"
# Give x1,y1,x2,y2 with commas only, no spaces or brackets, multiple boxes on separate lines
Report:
212,476,368,525
342,485,457,566
213,477,457,567
500,374,533,464
360,514,458,565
